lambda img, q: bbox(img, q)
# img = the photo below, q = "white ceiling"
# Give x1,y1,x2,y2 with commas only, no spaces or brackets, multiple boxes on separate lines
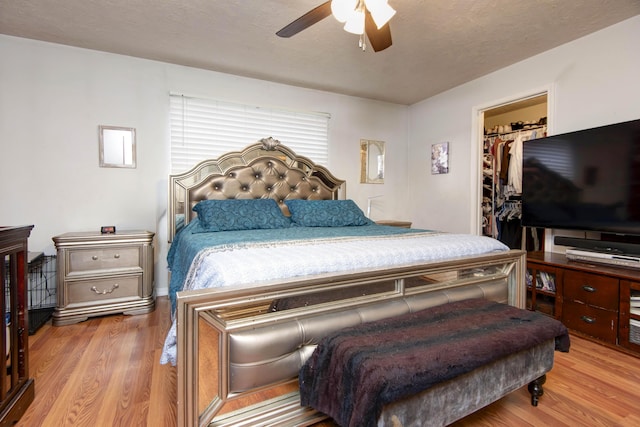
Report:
1,0,638,105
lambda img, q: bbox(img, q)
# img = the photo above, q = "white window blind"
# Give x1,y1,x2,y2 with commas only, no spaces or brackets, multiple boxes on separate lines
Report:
169,94,330,173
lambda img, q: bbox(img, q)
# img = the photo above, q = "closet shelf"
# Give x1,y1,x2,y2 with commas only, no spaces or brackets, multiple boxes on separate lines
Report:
485,124,546,137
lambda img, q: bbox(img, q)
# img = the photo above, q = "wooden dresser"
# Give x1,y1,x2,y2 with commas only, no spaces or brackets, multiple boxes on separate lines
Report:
0,226,34,425
527,251,640,355
52,230,155,326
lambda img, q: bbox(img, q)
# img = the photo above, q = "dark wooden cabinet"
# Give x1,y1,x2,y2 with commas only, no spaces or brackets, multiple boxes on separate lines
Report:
562,270,619,309
619,280,640,353
527,251,640,355
562,300,618,344
0,226,35,425
525,260,561,318
561,270,619,344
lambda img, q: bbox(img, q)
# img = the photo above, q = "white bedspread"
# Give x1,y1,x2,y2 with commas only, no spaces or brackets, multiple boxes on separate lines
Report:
160,231,508,365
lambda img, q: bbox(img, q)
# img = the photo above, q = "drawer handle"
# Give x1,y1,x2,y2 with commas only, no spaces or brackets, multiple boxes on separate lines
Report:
581,315,596,324
582,285,596,293
91,283,119,295
92,254,120,260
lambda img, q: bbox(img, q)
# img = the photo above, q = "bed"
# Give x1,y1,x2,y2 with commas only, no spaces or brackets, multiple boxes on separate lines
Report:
163,138,526,426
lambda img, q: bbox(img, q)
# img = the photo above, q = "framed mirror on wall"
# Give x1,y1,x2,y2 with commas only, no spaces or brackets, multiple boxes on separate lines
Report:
360,139,385,184
99,125,136,168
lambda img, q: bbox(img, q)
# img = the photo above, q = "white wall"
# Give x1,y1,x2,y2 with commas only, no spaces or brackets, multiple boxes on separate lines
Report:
407,16,640,235
3,15,638,295
0,35,408,295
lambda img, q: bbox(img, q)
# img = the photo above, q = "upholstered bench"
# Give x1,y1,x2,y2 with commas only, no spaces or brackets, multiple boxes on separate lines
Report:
299,298,570,427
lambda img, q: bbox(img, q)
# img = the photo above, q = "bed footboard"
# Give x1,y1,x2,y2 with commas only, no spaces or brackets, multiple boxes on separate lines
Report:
176,249,526,426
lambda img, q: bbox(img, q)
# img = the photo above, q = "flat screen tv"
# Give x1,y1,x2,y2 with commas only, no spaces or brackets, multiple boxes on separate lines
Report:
522,118,640,236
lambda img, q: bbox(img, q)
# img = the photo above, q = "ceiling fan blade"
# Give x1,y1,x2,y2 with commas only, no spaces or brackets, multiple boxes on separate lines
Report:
276,1,332,38
365,10,392,52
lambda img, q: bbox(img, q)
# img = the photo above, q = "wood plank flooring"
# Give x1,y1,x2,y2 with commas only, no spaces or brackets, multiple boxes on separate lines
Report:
17,296,640,426
18,297,177,427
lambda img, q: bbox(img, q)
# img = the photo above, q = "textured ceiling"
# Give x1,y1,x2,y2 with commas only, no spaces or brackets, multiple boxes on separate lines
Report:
1,0,638,105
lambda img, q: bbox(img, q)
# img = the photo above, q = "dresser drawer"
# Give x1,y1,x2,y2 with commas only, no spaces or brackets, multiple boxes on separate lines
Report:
67,246,141,275
64,275,142,307
563,271,618,310
562,300,618,344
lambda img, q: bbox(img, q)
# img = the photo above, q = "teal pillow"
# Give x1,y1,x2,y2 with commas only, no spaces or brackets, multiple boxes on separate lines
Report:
192,199,291,231
284,199,373,227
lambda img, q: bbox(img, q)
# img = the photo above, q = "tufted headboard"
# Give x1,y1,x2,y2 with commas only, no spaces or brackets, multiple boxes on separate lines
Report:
168,137,346,242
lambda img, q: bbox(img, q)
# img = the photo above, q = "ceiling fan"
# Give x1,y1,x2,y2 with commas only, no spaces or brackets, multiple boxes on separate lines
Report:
276,0,396,52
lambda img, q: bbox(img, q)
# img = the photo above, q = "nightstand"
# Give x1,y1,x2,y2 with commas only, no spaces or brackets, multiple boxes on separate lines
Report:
52,230,155,326
375,220,412,228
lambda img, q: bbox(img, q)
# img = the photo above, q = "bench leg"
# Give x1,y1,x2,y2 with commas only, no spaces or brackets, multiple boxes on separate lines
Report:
528,375,546,406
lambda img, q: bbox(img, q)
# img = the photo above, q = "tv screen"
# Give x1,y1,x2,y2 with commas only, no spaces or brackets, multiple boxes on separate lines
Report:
522,119,640,236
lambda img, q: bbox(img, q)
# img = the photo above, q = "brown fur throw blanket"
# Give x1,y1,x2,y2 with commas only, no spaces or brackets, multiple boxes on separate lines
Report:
299,298,570,427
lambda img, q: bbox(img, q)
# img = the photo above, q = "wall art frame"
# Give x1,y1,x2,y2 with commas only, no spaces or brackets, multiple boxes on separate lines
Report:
431,142,449,174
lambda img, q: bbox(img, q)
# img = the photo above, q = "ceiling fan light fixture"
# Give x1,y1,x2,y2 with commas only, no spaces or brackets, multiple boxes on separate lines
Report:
343,7,365,34
276,0,392,52
331,0,358,23
364,0,396,29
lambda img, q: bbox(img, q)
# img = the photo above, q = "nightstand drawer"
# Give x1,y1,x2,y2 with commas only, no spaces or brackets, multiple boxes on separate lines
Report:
562,300,618,344
68,246,141,275
563,271,618,310
65,275,141,307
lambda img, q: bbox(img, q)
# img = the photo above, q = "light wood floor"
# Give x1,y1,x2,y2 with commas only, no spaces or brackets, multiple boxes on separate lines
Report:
18,296,640,426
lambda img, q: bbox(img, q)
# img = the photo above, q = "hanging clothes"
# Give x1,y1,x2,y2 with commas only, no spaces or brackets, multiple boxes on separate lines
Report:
499,216,523,249
496,200,522,249
507,133,523,195
482,126,547,247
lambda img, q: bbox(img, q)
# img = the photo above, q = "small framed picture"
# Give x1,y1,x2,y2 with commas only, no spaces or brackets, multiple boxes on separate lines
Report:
431,142,449,174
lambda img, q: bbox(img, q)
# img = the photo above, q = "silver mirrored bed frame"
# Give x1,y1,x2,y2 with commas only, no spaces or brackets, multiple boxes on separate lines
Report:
167,138,526,426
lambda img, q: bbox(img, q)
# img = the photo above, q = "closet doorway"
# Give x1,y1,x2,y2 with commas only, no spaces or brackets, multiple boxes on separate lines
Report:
479,93,549,251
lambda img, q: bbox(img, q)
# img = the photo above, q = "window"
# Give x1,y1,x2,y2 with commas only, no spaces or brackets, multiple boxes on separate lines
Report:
169,94,330,173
